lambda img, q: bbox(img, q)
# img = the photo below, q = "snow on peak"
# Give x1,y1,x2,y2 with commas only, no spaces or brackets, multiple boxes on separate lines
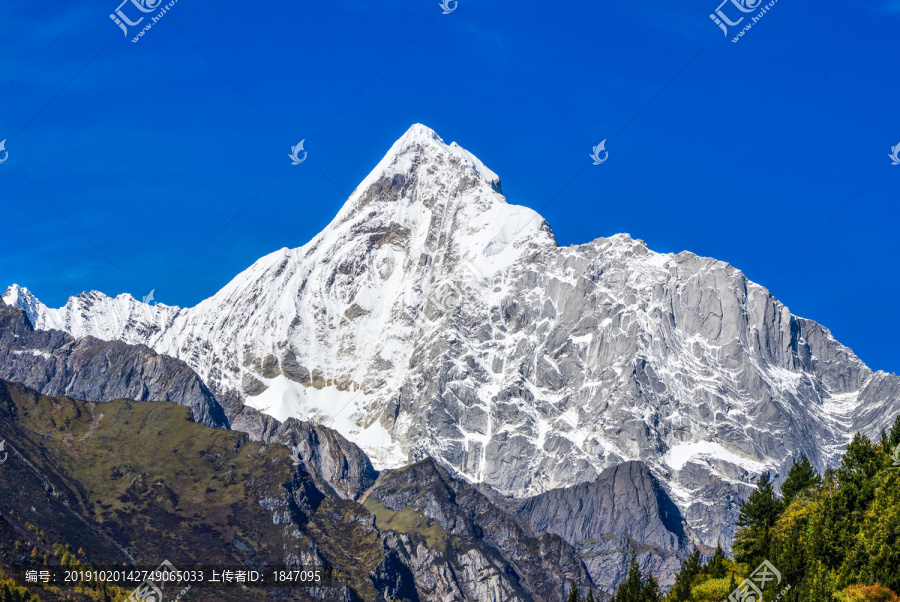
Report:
394,123,499,185
344,124,501,213
2,284,23,306
395,123,444,148
320,124,551,283
2,284,46,325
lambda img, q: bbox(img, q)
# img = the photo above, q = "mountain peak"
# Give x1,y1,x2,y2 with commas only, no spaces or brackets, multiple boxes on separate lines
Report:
356,124,501,197
395,123,444,148
324,124,549,282
2,284,44,325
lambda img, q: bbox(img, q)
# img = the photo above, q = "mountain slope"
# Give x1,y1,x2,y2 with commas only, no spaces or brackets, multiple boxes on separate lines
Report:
7,123,900,549
0,301,228,428
0,379,595,601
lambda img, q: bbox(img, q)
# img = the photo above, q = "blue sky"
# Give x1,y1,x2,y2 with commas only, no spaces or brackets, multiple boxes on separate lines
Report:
0,0,898,371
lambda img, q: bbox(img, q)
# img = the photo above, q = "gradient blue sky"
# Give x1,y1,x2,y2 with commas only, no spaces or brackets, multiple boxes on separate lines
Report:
1,0,898,371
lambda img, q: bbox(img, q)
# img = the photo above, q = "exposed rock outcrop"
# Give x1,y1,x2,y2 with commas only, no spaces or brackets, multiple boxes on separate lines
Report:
0,302,227,428
518,461,693,592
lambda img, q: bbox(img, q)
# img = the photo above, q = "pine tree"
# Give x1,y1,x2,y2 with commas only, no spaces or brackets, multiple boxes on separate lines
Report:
857,471,900,592
615,553,643,602
837,433,879,512
737,473,782,529
641,574,661,602
734,473,782,564
888,414,900,448
705,543,727,579
670,548,702,601
567,582,580,602
781,454,821,505
586,587,595,602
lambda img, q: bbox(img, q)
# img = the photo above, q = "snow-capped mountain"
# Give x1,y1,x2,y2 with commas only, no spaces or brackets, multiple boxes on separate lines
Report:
6,124,899,548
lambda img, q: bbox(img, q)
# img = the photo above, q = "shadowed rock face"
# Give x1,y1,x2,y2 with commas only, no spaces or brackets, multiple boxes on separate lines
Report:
0,302,228,428
518,461,688,549
367,458,594,601
230,405,379,501
271,418,379,501
517,461,693,592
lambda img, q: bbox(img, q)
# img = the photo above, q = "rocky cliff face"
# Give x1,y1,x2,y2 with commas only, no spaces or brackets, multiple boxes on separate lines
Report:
517,461,692,595
365,458,593,601
270,417,380,501
0,302,228,428
7,124,899,552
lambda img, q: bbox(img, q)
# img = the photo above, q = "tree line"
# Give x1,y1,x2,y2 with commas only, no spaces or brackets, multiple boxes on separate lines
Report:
568,416,900,601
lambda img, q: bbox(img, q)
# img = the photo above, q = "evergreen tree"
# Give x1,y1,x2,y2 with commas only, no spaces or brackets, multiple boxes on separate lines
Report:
615,553,643,602
836,433,879,512
802,560,837,602
888,414,900,448
669,547,702,601
642,574,661,602
586,588,595,602
567,582,580,602
781,454,821,505
611,553,662,602
857,471,900,593
705,544,727,579
806,482,846,570
737,473,782,529
734,473,782,564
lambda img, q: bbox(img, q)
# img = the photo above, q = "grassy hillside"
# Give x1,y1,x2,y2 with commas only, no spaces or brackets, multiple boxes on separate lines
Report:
0,380,359,600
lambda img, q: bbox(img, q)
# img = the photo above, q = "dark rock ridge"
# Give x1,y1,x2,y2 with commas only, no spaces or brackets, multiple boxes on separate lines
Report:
230,404,377,501
517,461,694,593
225,404,610,597
0,301,228,428
271,417,379,501
239,406,608,595
367,457,594,601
